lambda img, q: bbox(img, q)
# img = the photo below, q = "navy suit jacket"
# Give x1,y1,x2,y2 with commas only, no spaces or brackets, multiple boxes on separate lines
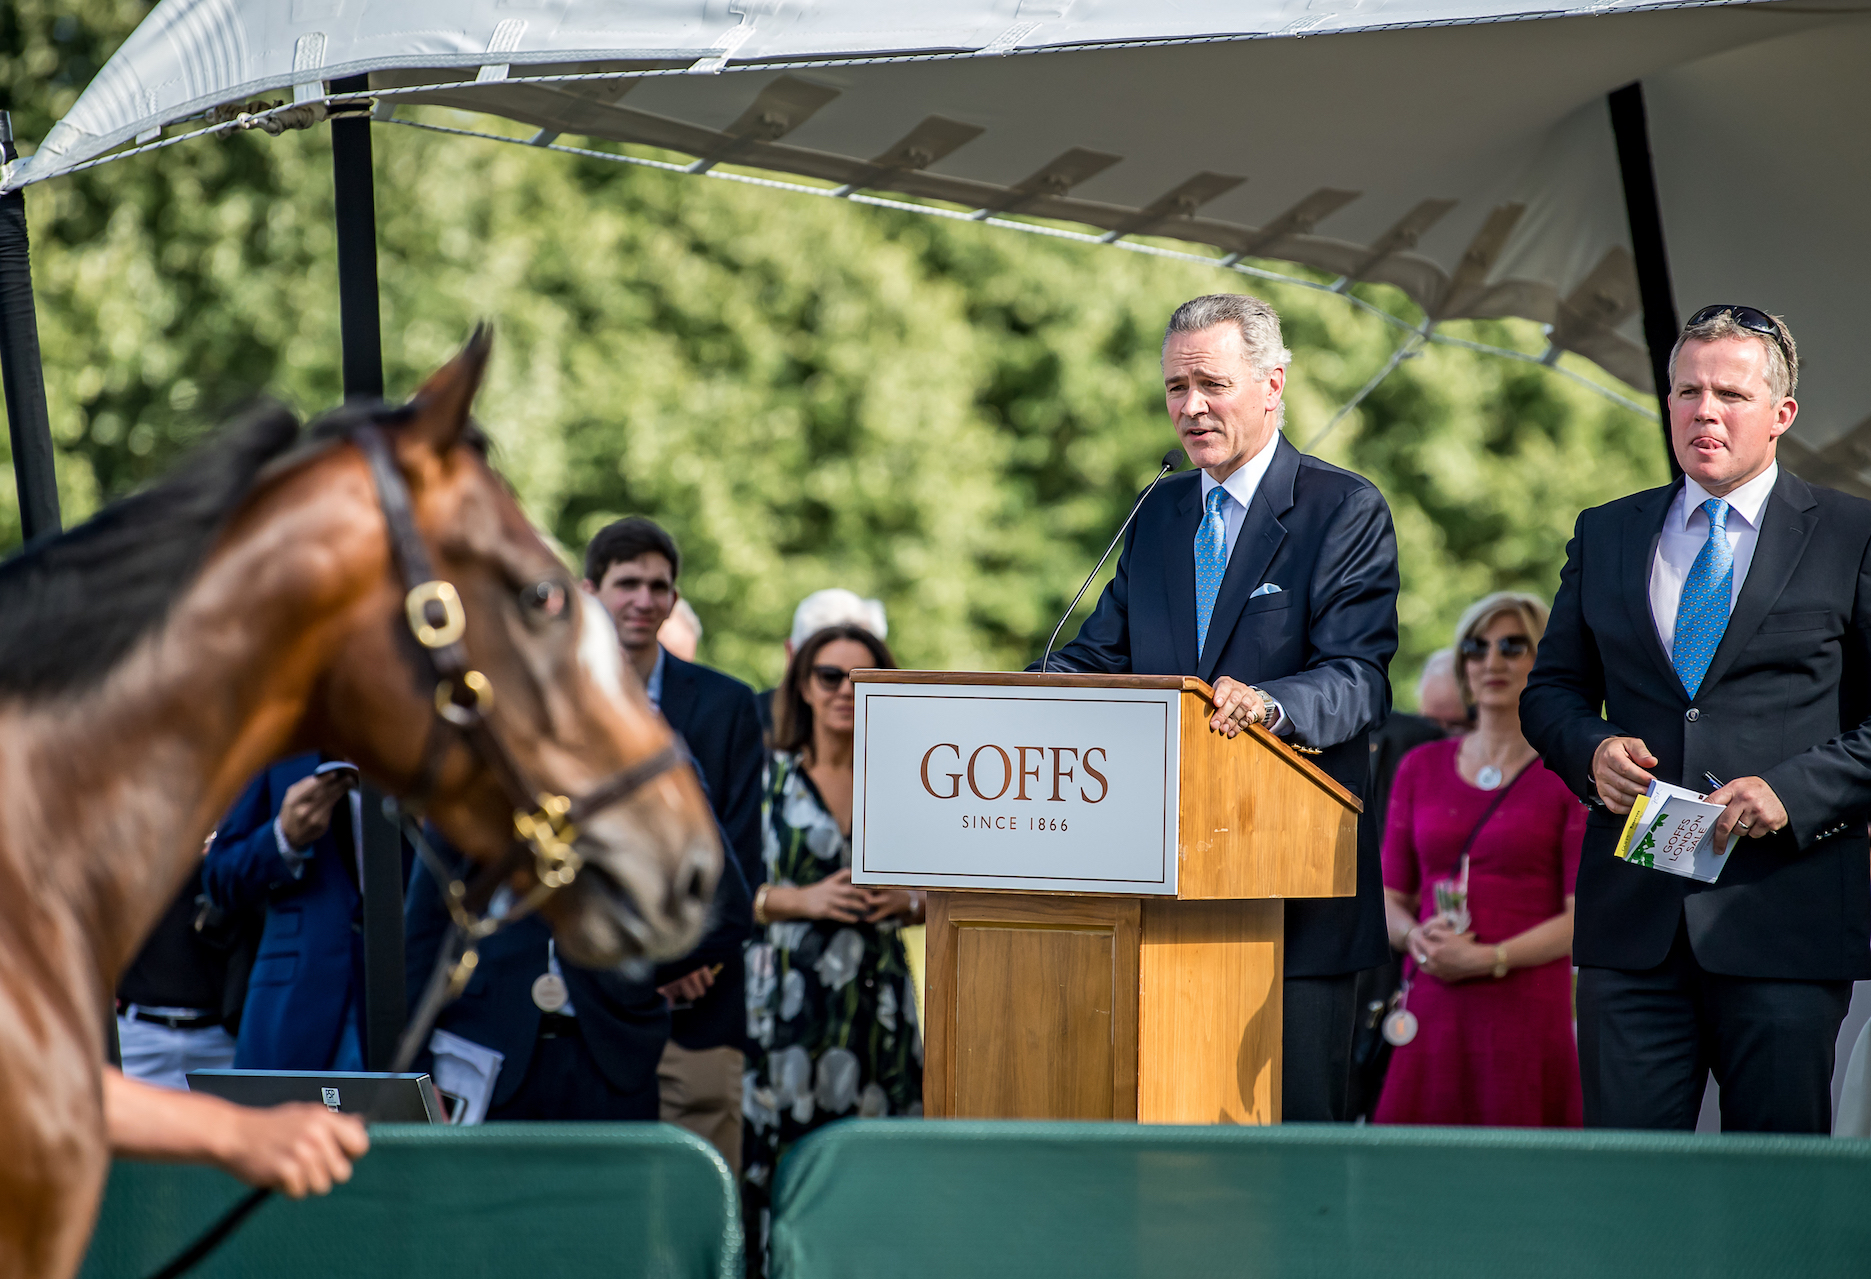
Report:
205,754,366,1069
1522,468,1871,980
1043,436,1400,975
403,852,671,1110
655,650,762,1050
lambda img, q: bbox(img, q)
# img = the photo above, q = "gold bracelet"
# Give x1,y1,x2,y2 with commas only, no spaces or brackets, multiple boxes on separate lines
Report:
752,882,773,927
1491,944,1510,979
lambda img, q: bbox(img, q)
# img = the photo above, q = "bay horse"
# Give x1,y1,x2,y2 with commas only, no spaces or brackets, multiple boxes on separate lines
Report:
0,331,722,1278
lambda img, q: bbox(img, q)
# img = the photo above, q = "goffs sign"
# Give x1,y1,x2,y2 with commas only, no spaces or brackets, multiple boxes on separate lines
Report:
852,677,1181,894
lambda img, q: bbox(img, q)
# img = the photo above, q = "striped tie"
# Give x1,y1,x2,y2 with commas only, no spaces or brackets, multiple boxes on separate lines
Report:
1194,486,1230,661
1671,498,1733,698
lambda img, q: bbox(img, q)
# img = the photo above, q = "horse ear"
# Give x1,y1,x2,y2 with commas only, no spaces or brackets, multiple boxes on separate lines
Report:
404,324,493,452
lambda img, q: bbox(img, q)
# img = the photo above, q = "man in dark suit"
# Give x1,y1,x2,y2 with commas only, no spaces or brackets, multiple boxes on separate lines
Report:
402,841,734,1122
205,755,375,1070
1040,293,1401,1121
583,517,763,1165
1522,305,1871,1133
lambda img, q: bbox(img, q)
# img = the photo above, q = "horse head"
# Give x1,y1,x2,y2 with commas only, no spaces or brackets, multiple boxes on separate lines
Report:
306,330,721,967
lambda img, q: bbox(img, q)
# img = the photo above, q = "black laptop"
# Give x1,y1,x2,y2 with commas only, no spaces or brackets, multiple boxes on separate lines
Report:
186,1069,444,1122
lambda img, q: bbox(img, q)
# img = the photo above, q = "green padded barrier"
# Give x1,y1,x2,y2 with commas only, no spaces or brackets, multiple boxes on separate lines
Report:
80,1124,740,1279
770,1121,1871,1278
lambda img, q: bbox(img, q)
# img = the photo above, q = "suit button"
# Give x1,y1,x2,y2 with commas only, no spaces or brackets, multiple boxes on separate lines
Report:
1685,708,1700,722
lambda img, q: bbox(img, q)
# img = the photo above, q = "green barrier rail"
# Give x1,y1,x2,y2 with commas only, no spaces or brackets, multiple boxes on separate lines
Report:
771,1121,1871,1278
81,1124,740,1279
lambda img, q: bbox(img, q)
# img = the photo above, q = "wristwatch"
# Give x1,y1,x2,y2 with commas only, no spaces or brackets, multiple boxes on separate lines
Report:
1246,687,1279,729
1491,945,1510,979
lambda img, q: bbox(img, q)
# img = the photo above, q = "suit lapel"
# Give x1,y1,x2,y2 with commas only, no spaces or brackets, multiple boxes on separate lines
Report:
658,651,697,733
1698,468,1818,693
1161,480,1202,672
1621,481,1683,698
1196,438,1296,684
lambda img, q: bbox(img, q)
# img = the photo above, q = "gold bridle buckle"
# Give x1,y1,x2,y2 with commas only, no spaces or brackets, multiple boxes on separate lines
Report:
515,793,582,890
406,580,467,649
434,669,494,726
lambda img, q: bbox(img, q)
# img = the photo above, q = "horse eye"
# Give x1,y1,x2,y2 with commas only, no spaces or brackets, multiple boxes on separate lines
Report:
521,580,567,622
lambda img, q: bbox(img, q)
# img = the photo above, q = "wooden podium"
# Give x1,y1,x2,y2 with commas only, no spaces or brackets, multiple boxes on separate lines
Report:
851,672,1360,1125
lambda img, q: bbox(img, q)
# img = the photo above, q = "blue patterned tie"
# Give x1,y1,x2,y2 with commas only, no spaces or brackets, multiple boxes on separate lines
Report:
1671,498,1734,698
1194,485,1230,661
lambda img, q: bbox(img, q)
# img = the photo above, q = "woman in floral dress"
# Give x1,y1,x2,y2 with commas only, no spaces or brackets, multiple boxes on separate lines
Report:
742,624,923,1256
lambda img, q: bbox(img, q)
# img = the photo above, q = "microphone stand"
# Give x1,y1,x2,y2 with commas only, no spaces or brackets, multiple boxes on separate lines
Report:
1040,451,1183,674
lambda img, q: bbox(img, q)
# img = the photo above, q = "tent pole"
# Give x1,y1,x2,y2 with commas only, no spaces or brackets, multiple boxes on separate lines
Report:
0,111,61,541
329,78,405,1064
331,76,384,401
1607,82,1681,478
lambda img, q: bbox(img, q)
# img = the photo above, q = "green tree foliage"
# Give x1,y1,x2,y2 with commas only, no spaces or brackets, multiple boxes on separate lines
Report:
3,1,1668,696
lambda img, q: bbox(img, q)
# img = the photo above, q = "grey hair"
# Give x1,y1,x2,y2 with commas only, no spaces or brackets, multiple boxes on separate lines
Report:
1415,647,1454,703
1164,294,1294,428
1668,308,1798,401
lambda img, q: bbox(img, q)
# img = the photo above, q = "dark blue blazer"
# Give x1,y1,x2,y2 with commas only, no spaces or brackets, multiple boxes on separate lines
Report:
1522,468,1871,980
1042,437,1400,975
205,754,364,1069
660,651,765,889
657,651,762,1051
403,853,671,1110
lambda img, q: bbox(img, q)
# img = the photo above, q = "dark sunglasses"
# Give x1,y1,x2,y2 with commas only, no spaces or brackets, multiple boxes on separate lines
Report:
1459,634,1533,660
1686,304,1793,364
809,665,857,692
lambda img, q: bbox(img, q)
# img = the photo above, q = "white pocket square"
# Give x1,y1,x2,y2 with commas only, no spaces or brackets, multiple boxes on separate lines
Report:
1249,583,1283,598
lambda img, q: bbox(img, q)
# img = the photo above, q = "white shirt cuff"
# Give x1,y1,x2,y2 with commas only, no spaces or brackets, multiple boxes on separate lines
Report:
273,817,311,880
1263,697,1292,737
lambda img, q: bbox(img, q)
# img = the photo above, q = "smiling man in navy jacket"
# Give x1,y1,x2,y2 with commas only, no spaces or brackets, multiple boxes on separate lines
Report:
1040,293,1400,1121
583,517,763,1168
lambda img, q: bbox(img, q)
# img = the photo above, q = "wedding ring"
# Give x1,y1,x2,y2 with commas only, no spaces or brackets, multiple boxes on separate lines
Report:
1737,820,1753,831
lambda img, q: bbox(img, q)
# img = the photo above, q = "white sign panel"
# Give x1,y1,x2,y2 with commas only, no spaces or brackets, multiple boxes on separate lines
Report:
852,681,1181,894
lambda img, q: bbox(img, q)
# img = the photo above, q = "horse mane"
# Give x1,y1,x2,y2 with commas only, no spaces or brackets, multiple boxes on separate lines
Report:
0,400,302,700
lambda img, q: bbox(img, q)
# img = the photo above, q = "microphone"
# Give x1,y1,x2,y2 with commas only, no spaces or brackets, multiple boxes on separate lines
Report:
1041,450,1184,674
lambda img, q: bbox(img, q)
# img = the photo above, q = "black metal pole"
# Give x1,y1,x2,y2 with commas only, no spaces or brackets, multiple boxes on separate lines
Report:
331,76,383,401
1608,82,1682,478
329,77,405,1065
0,111,61,541
359,788,408,1070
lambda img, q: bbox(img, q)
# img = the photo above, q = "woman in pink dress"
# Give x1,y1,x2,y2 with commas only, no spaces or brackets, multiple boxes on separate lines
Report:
1375,592,1584,1127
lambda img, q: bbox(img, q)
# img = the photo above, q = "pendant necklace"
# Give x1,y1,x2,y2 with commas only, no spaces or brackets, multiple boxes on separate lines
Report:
1468,736,1518,791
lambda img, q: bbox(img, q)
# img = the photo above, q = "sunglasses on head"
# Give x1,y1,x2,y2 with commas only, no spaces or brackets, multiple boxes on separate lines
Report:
1459,634,1533,660
1686,304,1793,364
809,665,857,692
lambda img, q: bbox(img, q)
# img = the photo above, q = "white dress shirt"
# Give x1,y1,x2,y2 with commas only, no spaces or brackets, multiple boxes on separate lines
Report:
1649,462,1779,659
1196,430,1281,568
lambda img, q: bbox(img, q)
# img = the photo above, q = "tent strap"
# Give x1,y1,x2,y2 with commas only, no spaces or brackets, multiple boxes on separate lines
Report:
0,111,60,541
1608,81,1681,476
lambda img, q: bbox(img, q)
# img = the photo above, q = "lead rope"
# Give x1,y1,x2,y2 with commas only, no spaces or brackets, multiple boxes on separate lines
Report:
141,816,498,1279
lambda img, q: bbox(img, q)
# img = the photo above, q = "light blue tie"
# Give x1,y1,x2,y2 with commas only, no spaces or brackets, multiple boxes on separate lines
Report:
1194,486,1230,661
1671,498,1734,698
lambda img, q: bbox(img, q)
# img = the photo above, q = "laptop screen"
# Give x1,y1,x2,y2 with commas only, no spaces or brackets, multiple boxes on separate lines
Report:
186,1069,443,1123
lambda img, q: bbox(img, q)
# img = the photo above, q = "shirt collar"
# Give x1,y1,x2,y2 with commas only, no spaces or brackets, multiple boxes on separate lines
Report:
644,644,668,709
1680,460,1778,531
1198,431,1281,511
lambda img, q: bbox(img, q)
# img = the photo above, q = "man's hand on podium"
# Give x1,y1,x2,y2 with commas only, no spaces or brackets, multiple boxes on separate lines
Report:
1208,677,1267,739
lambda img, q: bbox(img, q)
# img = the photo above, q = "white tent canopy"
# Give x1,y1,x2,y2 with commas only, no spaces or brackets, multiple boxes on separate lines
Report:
9,0,1871,469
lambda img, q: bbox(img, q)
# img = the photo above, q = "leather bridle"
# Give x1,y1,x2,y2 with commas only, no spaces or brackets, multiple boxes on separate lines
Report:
350,424,690,1069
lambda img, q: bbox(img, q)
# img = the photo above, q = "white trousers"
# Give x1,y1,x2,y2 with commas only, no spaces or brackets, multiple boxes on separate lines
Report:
117,1009,237,1091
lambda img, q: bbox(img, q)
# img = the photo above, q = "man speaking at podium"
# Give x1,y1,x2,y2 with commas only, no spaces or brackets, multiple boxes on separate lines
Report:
1037,293,1400,1121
